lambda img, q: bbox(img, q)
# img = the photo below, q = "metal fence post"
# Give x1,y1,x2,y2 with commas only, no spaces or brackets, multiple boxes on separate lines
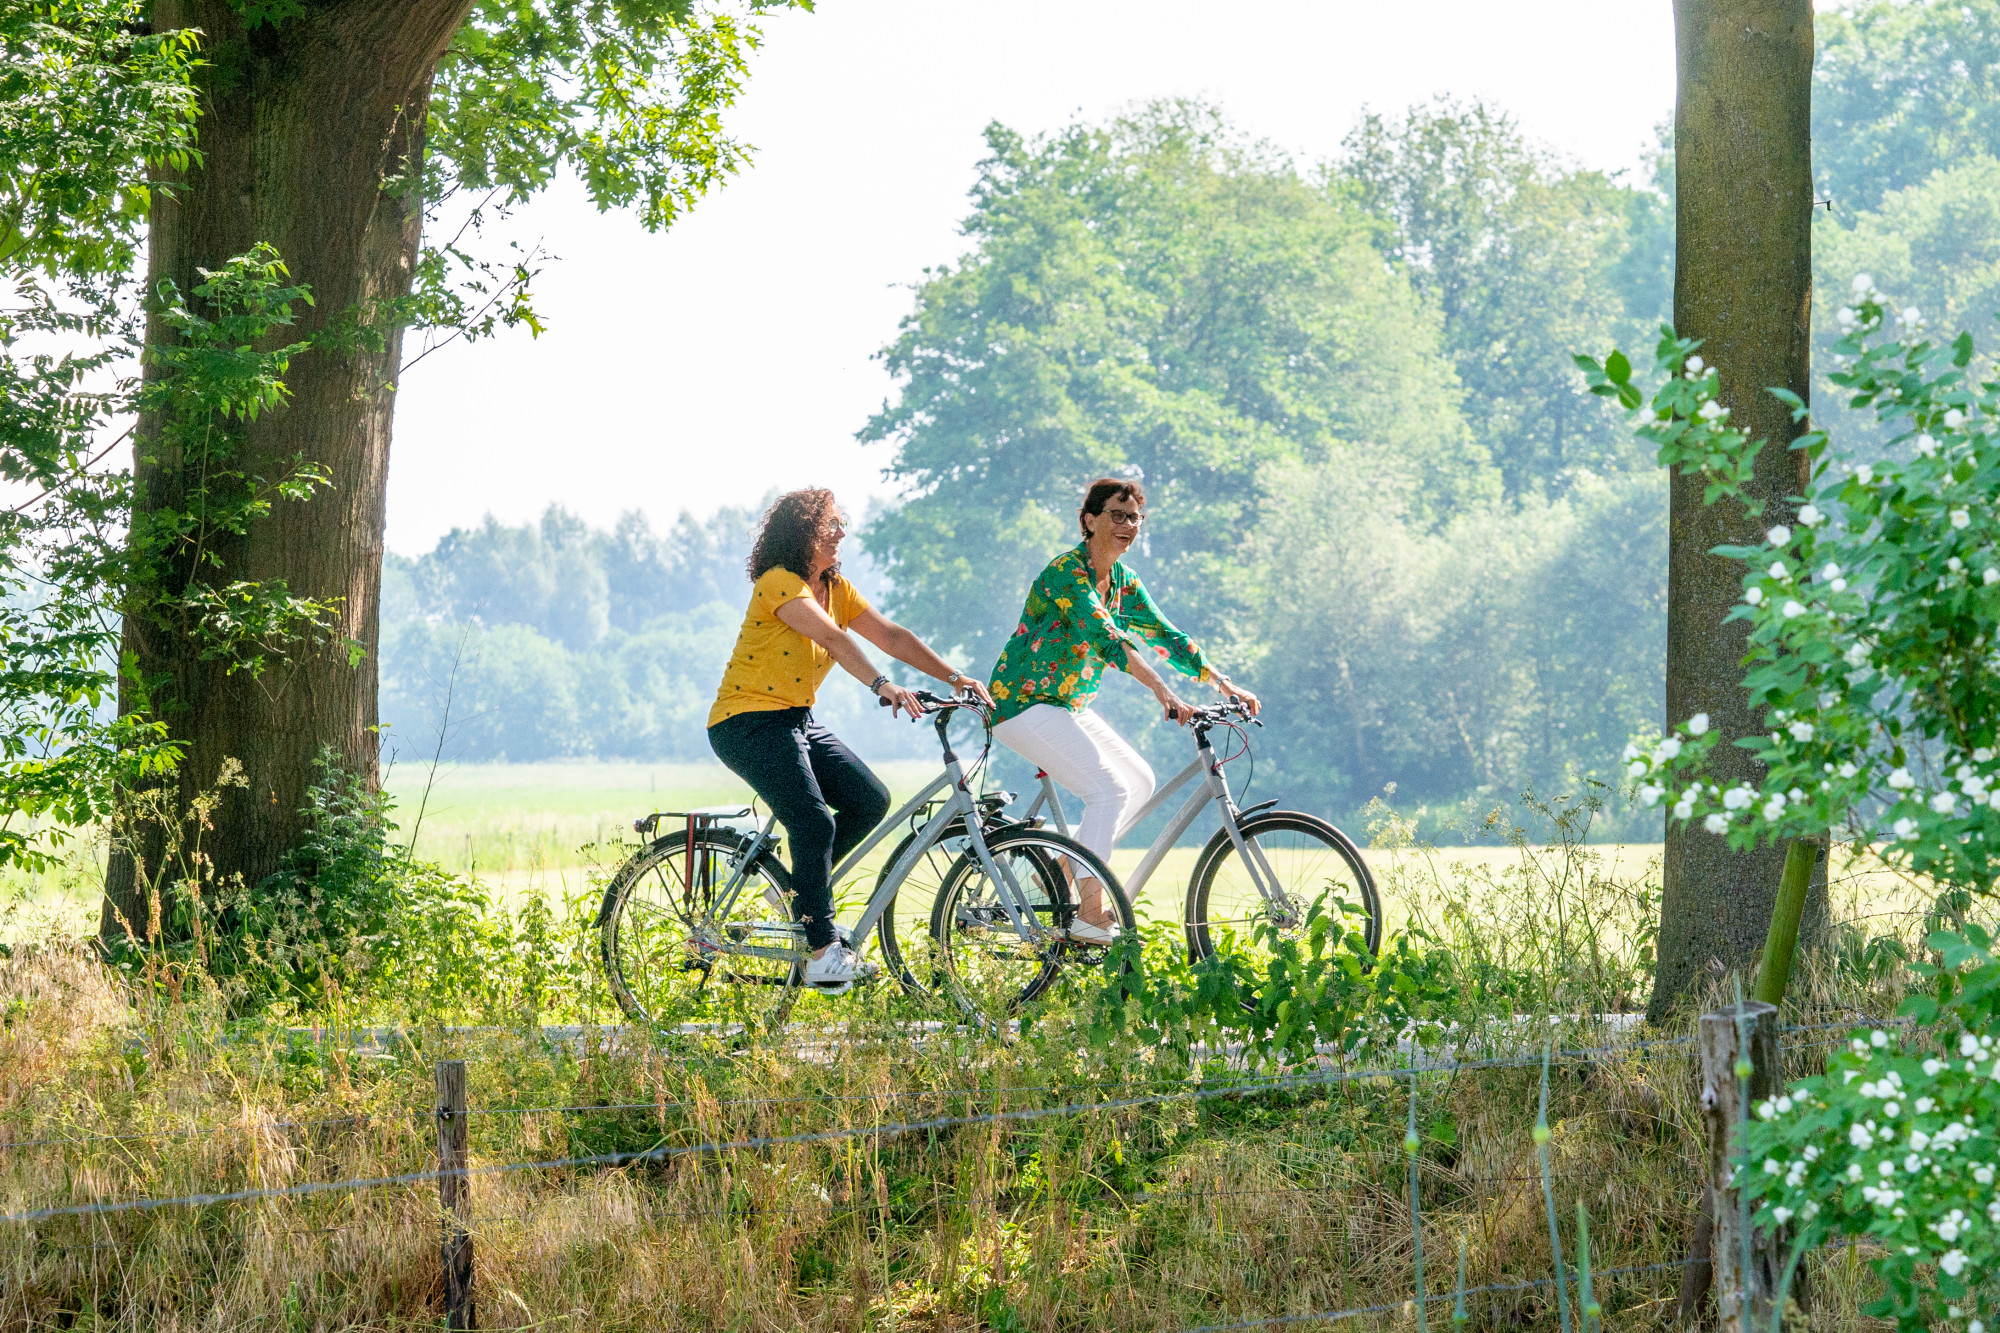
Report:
436,1060,476,1330
1699,1000,1779,1333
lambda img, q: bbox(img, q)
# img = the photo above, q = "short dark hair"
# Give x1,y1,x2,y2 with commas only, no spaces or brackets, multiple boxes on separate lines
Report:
1078,477,1146,537
749,488,842,586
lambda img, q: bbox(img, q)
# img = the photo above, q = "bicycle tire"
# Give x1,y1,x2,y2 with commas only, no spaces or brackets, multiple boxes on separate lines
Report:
598,827,801,1024
1184,811,1381,964
928,827,1135,1016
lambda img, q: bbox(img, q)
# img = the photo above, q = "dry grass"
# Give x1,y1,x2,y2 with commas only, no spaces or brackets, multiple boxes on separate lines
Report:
0,793,1951,1332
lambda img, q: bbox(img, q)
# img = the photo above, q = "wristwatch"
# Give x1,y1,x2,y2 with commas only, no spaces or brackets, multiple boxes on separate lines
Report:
946,669,967,687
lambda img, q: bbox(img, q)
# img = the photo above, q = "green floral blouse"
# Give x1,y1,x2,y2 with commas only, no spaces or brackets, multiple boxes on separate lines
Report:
988,542,1215,725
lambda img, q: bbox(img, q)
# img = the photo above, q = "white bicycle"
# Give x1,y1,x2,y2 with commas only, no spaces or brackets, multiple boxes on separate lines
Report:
597,692,1134,1026
1019,700,1380,963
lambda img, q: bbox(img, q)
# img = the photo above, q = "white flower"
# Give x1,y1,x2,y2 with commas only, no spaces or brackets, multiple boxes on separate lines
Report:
1768,525,1793,546
1687,713,1710,736
1849,1127,1873,1150
1820,562,1841,581
1946,409,1966,428
1798,504,1823,526
1724,786,1756,811
1895,817,1919,839
1919,434,1939,457
1900,305,1923,328
1764,1157,1782,1174
1856,464,1874,485
1672,800,1695,821
1979,749,1996,763
1969,1321,1984,1333
1659,738,1682,759
1622,742,1640,761
1950,558,1965,573
1639,784,1664,807
1769,560,1789,579
1978,1166,1995,1186
1686,355,1705,372
1852,273,1875,293
1962,1033,1983,1057
1832,577,1848,591
1986,569,1999,586
1989,790,2000,810
1746,587,1764,605
1933,791,1959,814
1635,406,1658,426
1845,643,1870,668
1938,1218,1962,1241
1889,768,1916,790
1930,1055,1949,1073
1771,1205,1794,1224
1942,1249,1968,1277
1838,306,1858,327
1627,759,1647,778
1886,1101,1901,1116
1704,813,1730,835
1698,399,1727,420
1915,1097,1935,1114
1953,509,1972,530
1782,600,1806,618
1789,721,1815,742
1839,763,1858,779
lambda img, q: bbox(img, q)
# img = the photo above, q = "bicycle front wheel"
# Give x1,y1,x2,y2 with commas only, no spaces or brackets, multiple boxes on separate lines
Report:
598,828,801,1024
1185,812,1380,964
929,828,1134,1016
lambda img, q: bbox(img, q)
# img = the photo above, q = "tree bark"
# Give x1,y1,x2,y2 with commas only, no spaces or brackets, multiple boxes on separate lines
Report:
1651,0,1827,1021
102,0,474,942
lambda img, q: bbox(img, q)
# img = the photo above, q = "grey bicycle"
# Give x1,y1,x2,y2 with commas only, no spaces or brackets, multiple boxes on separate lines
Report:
1019,700,1380,963
597,691,1134,1026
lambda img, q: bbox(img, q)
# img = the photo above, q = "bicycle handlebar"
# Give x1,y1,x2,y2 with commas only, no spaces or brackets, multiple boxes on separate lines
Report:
877,687,992,721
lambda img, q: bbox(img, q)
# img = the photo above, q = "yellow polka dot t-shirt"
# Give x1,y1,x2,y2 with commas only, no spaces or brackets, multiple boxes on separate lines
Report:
707,568,871,728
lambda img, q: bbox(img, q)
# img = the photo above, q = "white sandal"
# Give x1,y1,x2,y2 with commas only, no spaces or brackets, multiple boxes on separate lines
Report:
1066,918,1118,945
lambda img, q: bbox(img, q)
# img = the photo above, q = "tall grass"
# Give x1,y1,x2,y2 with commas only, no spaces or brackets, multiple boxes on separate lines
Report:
0,784,1946,1331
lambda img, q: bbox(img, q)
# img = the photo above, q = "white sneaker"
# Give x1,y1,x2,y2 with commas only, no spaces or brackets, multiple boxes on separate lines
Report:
805,942,861,994
1066,918,1119,946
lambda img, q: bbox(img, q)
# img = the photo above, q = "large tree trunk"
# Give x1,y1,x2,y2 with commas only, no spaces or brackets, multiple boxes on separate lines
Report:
101,0,473,943
1650,0,1827,1021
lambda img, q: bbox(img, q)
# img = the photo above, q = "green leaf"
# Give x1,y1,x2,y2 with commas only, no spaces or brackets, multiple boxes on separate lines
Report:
1605,350,1631,385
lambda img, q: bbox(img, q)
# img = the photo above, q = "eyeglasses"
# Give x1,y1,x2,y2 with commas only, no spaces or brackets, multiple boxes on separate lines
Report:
1101,508,1146,528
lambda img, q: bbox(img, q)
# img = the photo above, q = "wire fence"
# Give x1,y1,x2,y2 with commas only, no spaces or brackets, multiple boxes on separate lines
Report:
1,1014,1902,1329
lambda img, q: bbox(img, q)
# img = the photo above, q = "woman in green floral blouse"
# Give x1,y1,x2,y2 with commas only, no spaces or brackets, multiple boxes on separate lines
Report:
988,478,1259,941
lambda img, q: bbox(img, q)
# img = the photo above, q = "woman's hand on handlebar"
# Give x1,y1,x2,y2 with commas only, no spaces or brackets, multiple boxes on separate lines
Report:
1155,685,1195,726
875,680,924,719
1220,680,1261,717
955,677,996,710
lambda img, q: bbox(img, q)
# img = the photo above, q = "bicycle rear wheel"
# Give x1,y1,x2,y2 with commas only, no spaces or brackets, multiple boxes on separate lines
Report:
929,828,1134,1017
1184,812,1380,963
598,828,802,1025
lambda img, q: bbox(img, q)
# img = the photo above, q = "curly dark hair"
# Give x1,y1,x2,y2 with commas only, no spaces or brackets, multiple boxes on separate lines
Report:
748,488,843,587
1078,477,1146,537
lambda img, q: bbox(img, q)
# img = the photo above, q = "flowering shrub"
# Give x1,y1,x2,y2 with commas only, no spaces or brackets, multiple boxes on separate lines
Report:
1578,276,2000,892
1740,926,2000,1331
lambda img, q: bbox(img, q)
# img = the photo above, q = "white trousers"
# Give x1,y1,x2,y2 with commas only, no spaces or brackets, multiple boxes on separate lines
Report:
992,705,1154,864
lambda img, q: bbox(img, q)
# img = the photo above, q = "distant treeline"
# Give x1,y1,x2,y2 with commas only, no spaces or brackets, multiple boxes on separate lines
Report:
380,4,2000,834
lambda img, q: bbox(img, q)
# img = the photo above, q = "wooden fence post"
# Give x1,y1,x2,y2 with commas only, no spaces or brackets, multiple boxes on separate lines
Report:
1699,999,1780,1333
436,1059,476,1330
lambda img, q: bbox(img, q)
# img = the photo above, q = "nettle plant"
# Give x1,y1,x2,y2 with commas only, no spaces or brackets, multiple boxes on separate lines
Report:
1579,275,2000,895
1741,930,2000,1331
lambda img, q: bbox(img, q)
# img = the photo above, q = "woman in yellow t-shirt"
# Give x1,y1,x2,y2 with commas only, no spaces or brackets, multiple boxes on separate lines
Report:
707,488,994,994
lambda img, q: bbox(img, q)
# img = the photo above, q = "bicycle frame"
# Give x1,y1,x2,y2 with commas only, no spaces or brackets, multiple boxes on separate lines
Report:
684,707,1053,967
1020,721,1292,919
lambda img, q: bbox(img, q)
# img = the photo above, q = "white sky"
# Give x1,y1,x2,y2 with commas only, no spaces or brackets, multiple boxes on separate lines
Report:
384,0,1677,555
